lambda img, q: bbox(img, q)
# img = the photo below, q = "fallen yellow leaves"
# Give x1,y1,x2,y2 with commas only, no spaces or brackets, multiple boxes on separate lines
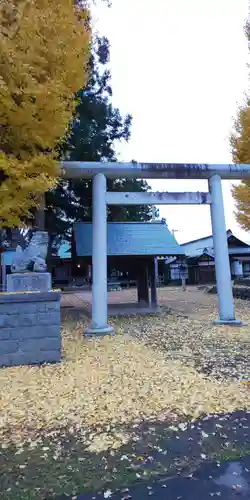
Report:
0,314,249,451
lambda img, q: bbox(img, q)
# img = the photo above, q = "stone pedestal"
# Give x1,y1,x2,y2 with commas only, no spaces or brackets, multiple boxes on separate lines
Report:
0,291,61,367
7,272,52,293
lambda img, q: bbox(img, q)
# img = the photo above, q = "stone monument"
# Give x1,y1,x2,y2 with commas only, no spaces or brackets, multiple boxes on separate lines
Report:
7,231,52,292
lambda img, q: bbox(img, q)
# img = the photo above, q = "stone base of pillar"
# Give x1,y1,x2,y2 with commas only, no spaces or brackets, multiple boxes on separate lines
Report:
84,325,114,336
213,319,248,327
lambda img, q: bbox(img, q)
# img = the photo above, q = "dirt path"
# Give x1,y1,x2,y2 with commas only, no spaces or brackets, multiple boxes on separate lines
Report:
157,287,218,318
61,286,219,319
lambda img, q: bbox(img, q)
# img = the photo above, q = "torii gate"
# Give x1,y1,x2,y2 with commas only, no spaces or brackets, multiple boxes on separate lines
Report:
62,162,250,335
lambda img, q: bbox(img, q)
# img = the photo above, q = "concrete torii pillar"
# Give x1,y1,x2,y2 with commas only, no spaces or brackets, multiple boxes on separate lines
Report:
69,163,249,334
208,174,243,325
85,173,114,336
85,172,245,334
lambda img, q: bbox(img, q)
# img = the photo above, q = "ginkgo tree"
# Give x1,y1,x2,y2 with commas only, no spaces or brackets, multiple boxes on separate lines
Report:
0,0,90,228
231,15,250,231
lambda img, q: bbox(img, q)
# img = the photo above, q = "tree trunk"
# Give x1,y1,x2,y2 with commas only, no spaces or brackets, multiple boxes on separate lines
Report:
35,194,45,230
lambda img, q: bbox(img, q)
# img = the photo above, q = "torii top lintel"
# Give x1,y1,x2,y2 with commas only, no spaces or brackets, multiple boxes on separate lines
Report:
62,162,250,180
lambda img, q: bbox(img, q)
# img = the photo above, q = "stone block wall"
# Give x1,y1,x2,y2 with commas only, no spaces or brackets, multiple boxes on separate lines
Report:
0,292,61,367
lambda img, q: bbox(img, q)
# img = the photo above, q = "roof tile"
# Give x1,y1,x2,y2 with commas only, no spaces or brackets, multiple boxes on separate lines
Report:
74,222,184,257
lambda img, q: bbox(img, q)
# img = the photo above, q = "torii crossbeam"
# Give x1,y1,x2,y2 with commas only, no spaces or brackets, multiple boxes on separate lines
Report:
62,162,250,334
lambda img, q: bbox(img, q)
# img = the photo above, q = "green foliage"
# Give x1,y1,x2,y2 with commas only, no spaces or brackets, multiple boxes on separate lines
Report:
45,37,156,250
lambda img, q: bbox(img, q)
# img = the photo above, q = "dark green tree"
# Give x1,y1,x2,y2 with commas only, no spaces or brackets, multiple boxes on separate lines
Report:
44,36,155,252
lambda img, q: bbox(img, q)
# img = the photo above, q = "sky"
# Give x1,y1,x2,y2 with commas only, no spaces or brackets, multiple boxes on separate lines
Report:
93,0,250,243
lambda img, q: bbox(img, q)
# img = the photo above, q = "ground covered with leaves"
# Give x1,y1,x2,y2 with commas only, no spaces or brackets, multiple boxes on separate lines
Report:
0,288,250,499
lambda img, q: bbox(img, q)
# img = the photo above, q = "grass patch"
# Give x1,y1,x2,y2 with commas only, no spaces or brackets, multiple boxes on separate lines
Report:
2,413,250,499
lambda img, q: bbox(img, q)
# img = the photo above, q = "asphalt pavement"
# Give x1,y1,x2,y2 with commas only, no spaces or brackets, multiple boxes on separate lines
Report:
57,456,250,500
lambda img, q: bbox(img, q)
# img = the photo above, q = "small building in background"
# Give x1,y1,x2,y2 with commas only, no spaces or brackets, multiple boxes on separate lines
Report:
9,224,247,291
73,221,184,305
168,229,250,285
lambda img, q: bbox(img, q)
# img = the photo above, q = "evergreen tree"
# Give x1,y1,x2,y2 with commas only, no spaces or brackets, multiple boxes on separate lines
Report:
45,37,155,252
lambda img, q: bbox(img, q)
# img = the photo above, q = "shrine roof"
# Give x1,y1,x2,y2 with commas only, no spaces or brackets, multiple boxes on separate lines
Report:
74,222,184,257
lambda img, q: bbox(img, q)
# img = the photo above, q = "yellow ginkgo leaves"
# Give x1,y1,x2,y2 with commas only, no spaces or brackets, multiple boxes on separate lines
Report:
0,0,90,226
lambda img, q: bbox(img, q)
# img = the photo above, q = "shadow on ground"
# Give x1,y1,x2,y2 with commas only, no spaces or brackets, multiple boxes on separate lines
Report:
1,411,250,499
